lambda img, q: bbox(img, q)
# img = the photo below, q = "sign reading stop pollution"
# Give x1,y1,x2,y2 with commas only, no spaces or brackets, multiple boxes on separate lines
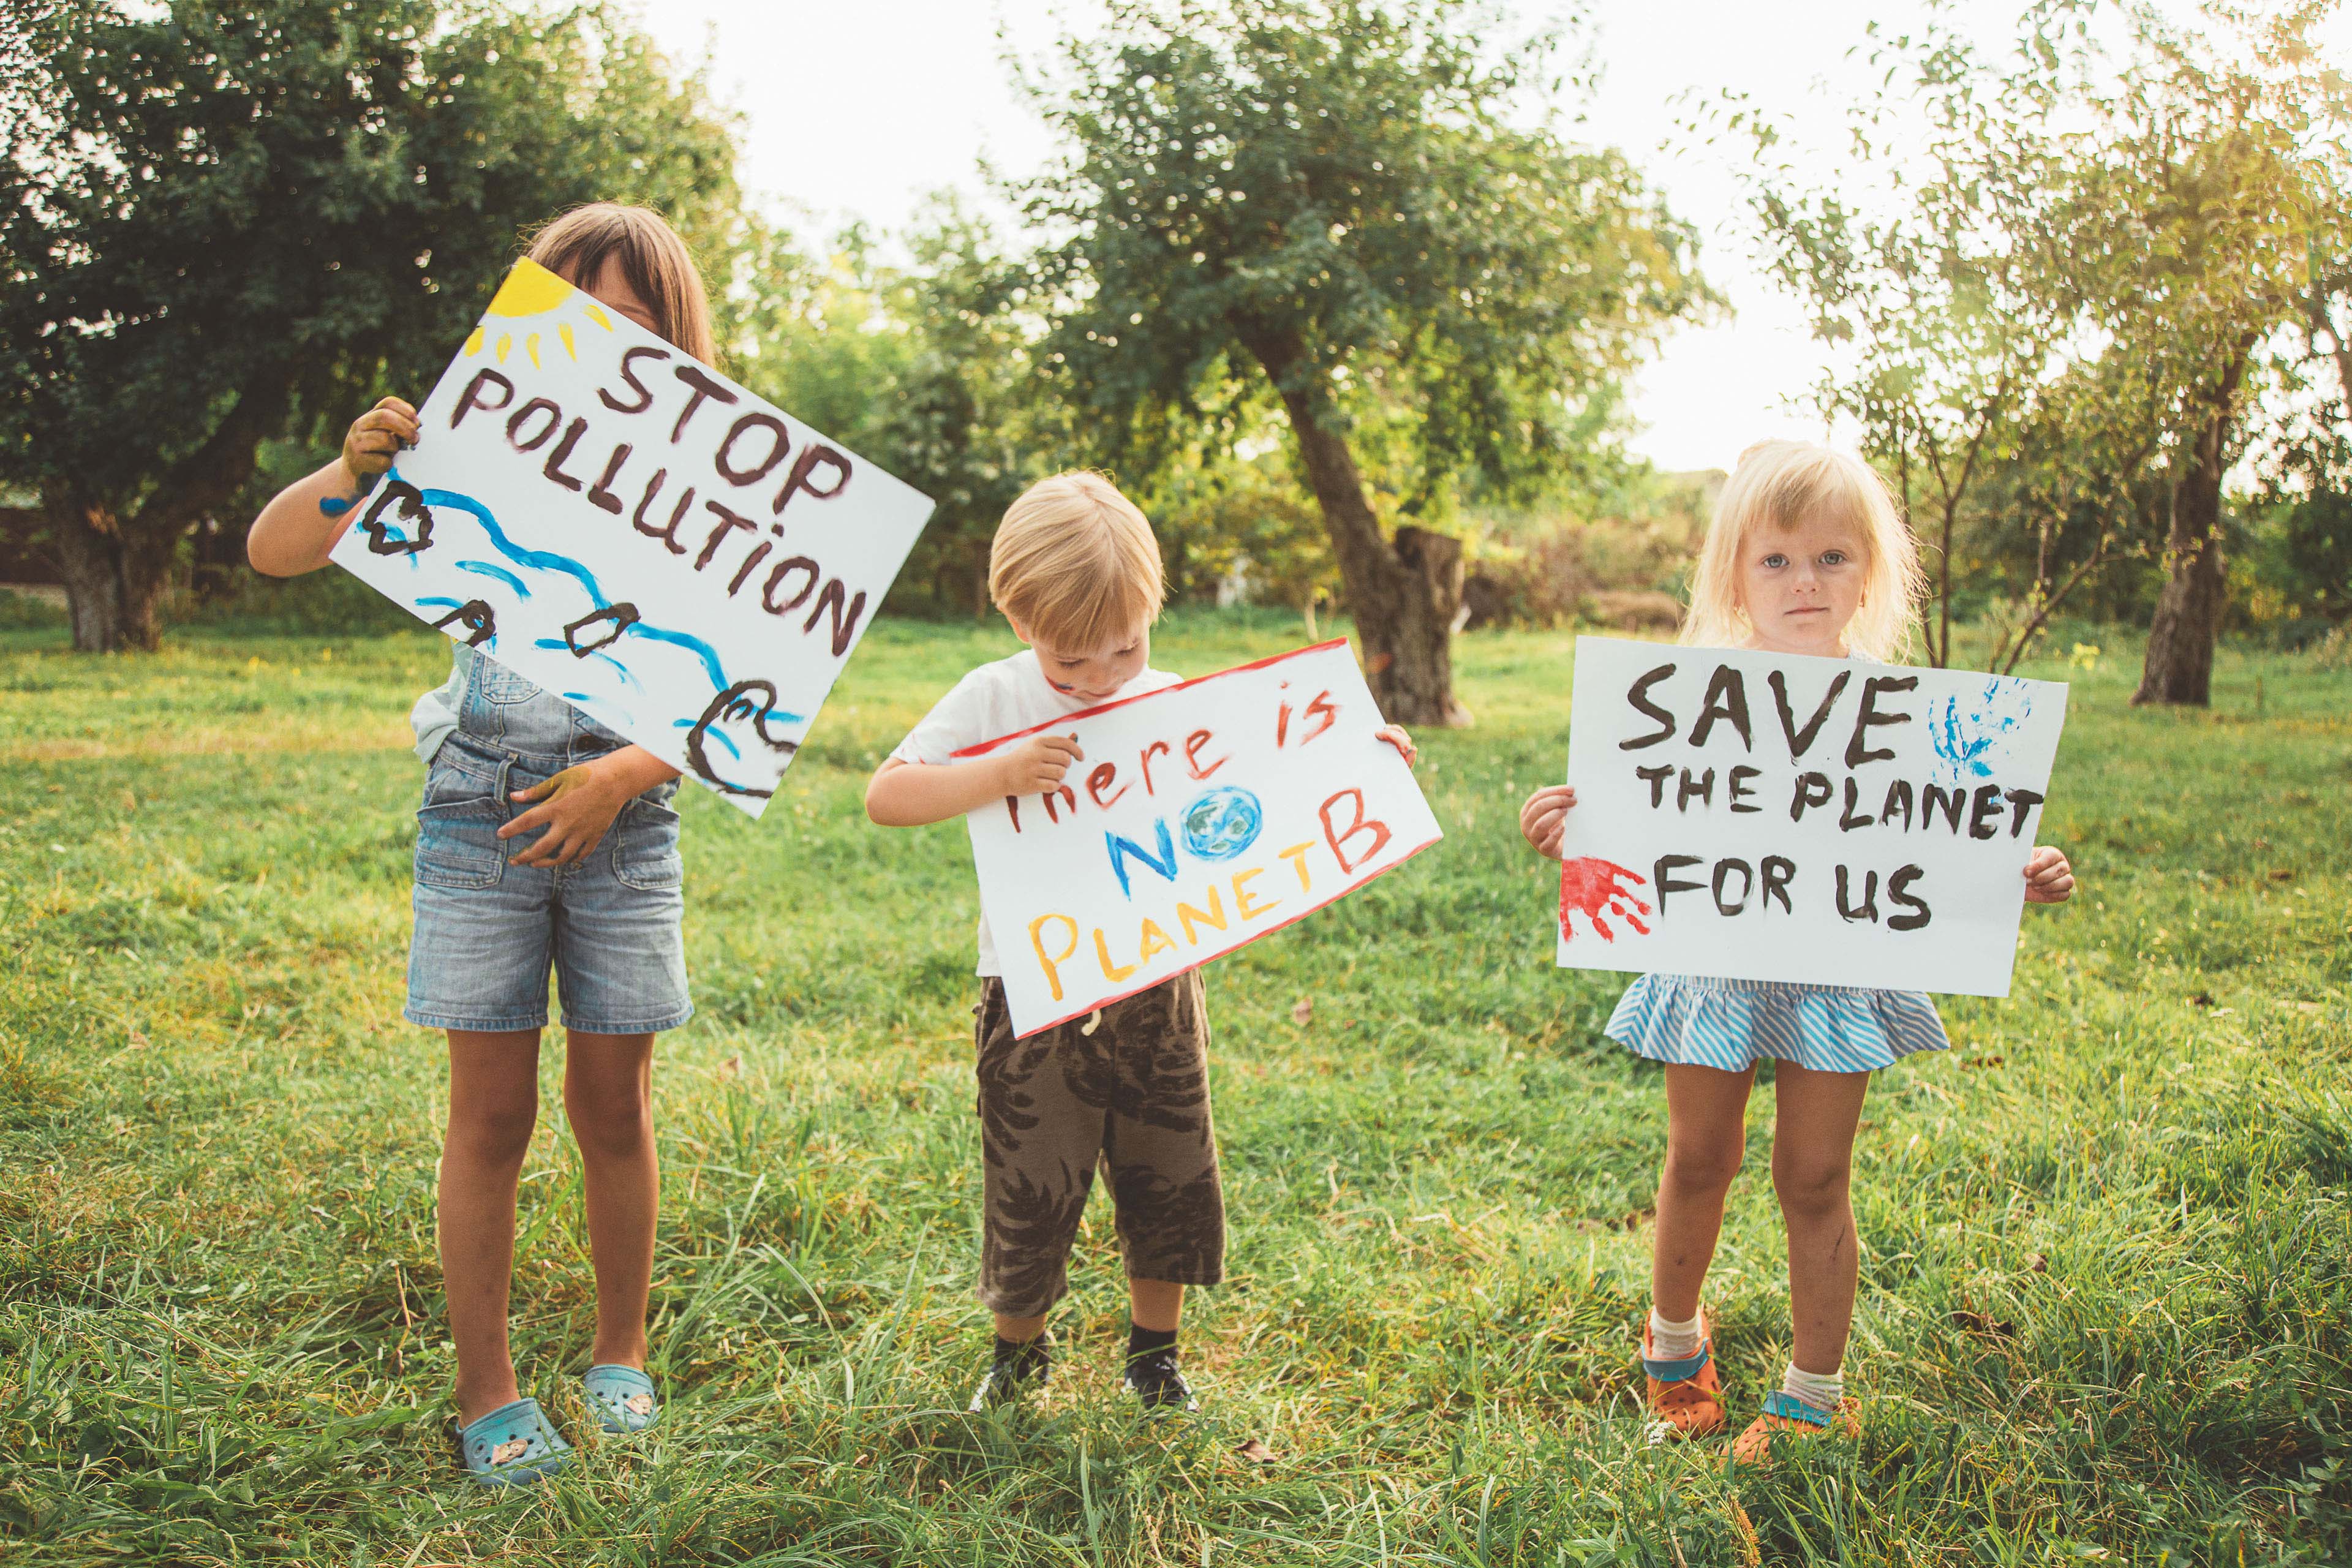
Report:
1555,636,2067,997
962,640,1444,1037
329,258,934,816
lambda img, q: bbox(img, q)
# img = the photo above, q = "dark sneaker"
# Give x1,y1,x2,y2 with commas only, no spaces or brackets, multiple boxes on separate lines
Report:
1124,1349,1198,1414
968,1349,1049,1414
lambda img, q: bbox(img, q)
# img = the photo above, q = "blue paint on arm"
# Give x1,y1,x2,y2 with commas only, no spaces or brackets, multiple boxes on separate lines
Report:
318,496,352,517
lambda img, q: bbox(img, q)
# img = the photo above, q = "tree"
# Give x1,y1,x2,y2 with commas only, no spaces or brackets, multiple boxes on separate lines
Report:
1018,0,1705,724
1739,0,2346,701
0,1,741,650
875,208,1074,618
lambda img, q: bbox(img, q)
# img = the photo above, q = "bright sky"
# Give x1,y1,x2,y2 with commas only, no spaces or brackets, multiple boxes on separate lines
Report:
635,1,2342,476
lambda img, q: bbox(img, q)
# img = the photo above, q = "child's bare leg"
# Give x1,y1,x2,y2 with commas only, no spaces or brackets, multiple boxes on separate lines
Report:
1770,1063,1872,1374
440,1028,543,1425
993,1312,1049,1343
563,1029,658,1369
1652,1064,1754,1319
1129,1278,1183,1333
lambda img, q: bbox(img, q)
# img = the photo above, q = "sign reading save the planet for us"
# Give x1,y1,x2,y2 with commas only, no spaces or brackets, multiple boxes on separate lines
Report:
963,641,1444,1038
329,258,934,817
1556,636,2067,997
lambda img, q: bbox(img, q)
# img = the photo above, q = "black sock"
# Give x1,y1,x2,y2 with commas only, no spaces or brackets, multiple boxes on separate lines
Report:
993,1333,1050,1376
1127,1324,1178,1365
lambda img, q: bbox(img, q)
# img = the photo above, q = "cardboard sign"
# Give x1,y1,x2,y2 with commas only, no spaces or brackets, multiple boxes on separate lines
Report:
330,258,933,816
1555,636,2066,996
962,641,1444,1036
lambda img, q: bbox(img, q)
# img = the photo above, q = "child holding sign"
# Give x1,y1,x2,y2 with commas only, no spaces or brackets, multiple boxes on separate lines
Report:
1518,442,2076,1461
868,472,1412,1416
249,205,712,1483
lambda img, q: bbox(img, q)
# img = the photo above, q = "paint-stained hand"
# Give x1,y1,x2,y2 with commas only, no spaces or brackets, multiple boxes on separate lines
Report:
997,733,1084,796
501,763,629,868
2023,845,2075,904
1517,785,1578,860
1375,725,1417,767
341,396,419,487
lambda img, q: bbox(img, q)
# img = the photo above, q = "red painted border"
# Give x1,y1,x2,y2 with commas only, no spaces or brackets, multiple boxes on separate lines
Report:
1006,829,1443,1039
949,638,1355,760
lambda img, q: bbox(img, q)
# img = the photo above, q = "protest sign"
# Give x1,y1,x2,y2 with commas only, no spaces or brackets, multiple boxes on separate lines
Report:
330,258,933,816
962,640,1443,1037
1555,636,2066,996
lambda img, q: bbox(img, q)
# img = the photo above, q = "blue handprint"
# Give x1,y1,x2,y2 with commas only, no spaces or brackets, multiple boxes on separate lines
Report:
1931,677,2033,783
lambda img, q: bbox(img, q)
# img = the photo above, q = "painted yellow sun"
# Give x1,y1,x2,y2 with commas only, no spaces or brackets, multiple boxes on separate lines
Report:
462,257,614,369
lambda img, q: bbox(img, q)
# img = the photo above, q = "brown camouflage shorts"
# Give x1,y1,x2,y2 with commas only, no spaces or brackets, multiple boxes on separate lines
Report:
973,970,1225,1317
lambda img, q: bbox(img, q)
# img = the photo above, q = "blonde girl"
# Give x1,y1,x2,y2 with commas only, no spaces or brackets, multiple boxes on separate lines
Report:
1517,440,2076,1460
249,205,717,1485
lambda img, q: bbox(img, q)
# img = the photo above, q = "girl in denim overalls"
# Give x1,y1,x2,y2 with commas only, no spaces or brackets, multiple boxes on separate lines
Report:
250,205,715,1484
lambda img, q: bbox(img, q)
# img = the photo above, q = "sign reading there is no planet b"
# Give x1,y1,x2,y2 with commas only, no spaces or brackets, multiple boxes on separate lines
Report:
329,258,935,816
962,641,1444,1038
1555,636,2067,997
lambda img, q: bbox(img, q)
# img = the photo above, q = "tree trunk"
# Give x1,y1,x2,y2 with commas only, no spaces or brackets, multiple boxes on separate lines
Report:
46,495,172,652
1240,324,1471,726
2132,404,2231,707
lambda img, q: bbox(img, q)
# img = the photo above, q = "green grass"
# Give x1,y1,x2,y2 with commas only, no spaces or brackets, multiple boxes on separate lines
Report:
1,609,2347,1565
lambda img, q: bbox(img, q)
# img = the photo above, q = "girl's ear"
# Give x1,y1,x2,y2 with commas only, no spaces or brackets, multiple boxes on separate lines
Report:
1006,615,1031,646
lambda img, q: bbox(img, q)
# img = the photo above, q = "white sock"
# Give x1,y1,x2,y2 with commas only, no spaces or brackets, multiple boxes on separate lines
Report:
1647,1306,1704,1361
1781,1362,1843,1412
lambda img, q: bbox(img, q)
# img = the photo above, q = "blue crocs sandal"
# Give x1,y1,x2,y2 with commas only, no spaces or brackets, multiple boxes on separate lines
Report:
582,1363,660,1434
451,1396,570,1486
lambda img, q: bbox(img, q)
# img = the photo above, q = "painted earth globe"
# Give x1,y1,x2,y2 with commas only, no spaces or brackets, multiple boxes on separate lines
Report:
1181,786,1264,862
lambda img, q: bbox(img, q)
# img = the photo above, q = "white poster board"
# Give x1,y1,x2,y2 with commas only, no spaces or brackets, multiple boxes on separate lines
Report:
330,258,933,816
1555,636,2066,996
963,640,1444,1037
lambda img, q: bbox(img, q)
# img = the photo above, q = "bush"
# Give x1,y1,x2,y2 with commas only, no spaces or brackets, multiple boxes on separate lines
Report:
0,588,65,630
1460,469,1714,630
172,565,417,637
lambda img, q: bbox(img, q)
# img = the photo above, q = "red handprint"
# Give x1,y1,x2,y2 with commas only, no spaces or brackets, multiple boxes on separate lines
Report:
1559,857,1653,944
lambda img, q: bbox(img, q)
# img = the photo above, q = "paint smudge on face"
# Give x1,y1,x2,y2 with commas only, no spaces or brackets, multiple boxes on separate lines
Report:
1931,677,2032,784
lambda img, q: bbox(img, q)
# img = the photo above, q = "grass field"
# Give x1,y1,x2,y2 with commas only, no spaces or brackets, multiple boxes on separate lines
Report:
1,608,2347,1566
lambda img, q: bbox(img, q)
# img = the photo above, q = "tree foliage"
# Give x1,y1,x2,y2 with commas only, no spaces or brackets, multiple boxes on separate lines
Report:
1734,0,2351,694
1018,0,1706,722
0,0,741,650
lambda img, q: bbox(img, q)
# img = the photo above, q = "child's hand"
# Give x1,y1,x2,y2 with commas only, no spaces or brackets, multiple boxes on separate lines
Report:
2024,845,2075,903
501,761,630,868
1518,784,1577,860
996,733,1084,796
1375,724,1417,767
341,396,418,488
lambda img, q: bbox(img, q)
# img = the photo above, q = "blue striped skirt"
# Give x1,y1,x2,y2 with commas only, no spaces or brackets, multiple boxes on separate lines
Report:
1604,973,1949,1075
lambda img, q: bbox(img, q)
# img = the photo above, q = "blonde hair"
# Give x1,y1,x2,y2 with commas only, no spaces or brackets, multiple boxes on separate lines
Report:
526,203,717,367
989,472,1167,651
1681,440,1926,662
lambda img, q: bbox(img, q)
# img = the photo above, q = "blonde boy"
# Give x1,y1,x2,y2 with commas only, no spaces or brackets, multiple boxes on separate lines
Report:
866,472,1217,1412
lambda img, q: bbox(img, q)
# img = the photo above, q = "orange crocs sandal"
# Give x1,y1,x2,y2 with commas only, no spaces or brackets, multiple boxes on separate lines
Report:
1640,1313,1727,1437
1729,1390,1860,1463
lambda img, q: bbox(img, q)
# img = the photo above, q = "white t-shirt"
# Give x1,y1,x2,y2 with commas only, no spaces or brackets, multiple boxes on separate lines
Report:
892,649,1182,975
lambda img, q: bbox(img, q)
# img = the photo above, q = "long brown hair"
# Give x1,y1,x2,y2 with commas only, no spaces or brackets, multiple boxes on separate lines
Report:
524,203,717,367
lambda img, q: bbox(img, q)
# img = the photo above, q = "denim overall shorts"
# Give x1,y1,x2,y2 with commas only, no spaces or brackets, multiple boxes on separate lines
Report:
402,648,692,1035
